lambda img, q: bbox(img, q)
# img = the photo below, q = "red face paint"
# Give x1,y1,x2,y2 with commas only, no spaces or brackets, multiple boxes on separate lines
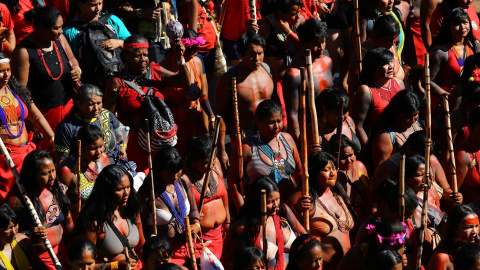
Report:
463,217,480,226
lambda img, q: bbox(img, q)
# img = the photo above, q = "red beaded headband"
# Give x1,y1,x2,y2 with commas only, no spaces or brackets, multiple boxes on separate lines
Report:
123,42,149,51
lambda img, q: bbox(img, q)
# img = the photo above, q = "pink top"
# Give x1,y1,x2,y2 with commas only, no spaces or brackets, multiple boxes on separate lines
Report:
367,79,403,126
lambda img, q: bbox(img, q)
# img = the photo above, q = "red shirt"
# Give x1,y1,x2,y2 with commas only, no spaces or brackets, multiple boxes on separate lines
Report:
220,0,262,41
0,3,13,52
11,0,34,44
431,5,480,41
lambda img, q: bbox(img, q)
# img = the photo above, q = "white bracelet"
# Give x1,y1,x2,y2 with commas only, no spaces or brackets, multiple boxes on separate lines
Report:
177,59,186,66
75,65,82,74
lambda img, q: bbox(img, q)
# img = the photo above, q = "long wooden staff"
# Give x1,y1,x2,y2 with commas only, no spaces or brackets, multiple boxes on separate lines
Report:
261,189,268,256
76,140,82,214
299,67,310,232
354,0,362,79
154,0,162,43
232,78,244,182
161,2,170,49
417,53,431,270
249,0,257,32
198,115,222,212
443,94,458,193
145,119,157,235
185,217,198,270
399,154,406,222
0,138,63,270
124,247,131,270
306,50,320,147
336,98,345,169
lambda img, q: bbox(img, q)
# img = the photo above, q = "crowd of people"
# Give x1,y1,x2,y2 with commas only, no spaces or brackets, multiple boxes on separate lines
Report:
0,0,480,269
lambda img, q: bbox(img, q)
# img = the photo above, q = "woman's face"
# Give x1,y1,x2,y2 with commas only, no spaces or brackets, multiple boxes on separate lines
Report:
42,16,64,41
82,138,105,162
0,221,18,245
377,0,394,13
126,48,149,75
323,109,348,128
256,112,283,140
247,258,267,270
144,251,171,270
407,163,425,193
78,0,103,20
77,95,102,119
113,174,131,207
339,146,356,171
160,169,182,185
0,62,11,88
279,5,301,25
395,110,420,130
295,244,323,270
374,60,395,79
451,18,471,39
35,158,56,190
69,250,96,270
266,191,281,216
456,214,480,243
317,161,337,189
191,156,209,175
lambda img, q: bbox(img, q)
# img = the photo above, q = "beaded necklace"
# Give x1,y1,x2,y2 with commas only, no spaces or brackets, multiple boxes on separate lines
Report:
316,193,353,233
0,87,25,139
451,42,471,71
33,37,64,81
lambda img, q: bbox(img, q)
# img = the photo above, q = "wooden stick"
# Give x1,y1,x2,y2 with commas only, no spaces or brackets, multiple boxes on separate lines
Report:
161,2,170,49
198,116,222,212
99,258,108,270
354,0,362,79
249,0,257,31
299,67,310,232
154,0,162,43
261,189,268,256
0,138,63,270
232,78,244,181
306,50,320,146
417,53,431,270
76,140,82,214
443,94,458,193
185,217,198,270
145,119,157,235
399,154,406,222
336,98,345,169
124,247,131,270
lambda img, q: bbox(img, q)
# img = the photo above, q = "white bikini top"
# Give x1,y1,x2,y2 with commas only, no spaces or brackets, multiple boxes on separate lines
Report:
147,185,191,226
260,222,296,269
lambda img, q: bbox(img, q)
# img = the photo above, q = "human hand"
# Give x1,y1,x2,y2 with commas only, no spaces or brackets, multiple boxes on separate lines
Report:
316,1,331,14
218,148,230,170
295,195,312,212
118,146,127,160
100,39,123,51
118,258,137,270
33,226,48,240
70,66,81,82
330,1,338,16
276,19,291,35
191,222,201,235
246,19,259,32
142,7,161,20
172,38,186,61
451,192,463,205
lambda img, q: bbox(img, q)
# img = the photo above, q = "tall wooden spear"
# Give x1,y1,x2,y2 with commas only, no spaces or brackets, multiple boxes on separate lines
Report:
232,78,244,184
306,50,320,147
336,98,345,169
399,154,406,222
185,217,198,270
249,0,257,32
261,189,268,256
76,140,82,215
146,119,157,235
299,67,309,232
354,0,362,79
443,94,458,194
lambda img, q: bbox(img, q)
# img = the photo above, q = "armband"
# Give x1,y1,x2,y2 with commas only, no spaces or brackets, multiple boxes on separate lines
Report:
110,261,119,270
119,143,127,149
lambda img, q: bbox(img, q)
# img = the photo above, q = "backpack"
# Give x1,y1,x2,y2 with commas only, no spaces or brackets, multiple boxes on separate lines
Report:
73,14,124,87
123,64,178,151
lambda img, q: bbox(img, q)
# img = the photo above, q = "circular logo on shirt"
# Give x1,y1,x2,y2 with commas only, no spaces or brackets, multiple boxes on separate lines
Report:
472,21,478,31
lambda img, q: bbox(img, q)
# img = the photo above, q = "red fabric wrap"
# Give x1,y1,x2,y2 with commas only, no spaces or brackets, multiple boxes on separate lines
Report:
253,215,285,270
123,42,150,51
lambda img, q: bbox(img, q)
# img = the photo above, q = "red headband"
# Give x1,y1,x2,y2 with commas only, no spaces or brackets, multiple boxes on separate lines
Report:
123,42,149,51
463,217,480,226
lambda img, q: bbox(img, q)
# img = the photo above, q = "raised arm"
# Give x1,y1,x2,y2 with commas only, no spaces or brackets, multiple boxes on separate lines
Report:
420,0,440,50
354,85,372,145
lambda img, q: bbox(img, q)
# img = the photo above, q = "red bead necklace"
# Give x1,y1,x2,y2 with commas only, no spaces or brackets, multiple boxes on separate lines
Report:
34,36,64,81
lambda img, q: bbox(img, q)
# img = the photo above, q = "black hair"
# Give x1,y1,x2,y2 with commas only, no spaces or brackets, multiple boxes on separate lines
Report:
326,134,355,156
121,35,149,63
373,91,420,136
275,0,304,13
143,235,173,262
297,18,328,44
317,88,350,113
399,131,432,155
0,203,18,229
375,178,418,217
235,176,287,247
76,124,104,150
366,247,402,270
359,47,394,85
67,238,97,262
431,8,474,50
404,154,425,182
24,6,61,28
237,32,266,56
440,204,478,252
461,80,480,106
286,234,322,270
185,135,212,161
182,28,199,39
255,99,283,121
74,165,139,235
469,106,480,129
19,150,70,231
372,15,400,39
233,246,266,270
154,263,184,270
453,242,480,270
0,53,33,110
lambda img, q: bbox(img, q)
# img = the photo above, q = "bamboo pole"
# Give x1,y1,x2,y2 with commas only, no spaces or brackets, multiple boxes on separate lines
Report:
185,217,198,270
299,67,310,232
198,116,222,212
417,53,431,270
306,50,320,146
145,119,157,235
0,138,64,270
336,98,345,169
232,78,244,181
261,189,268,256
354,0,362,79
443,94,458,193
76,140,82,214
399,154,406,222
249,0,257,32
124,247,131,270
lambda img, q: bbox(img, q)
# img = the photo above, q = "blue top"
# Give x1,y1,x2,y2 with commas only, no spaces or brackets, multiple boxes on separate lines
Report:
63,13,131,57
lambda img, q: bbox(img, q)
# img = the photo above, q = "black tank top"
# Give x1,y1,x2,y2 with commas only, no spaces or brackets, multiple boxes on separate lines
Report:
21,38,72,108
